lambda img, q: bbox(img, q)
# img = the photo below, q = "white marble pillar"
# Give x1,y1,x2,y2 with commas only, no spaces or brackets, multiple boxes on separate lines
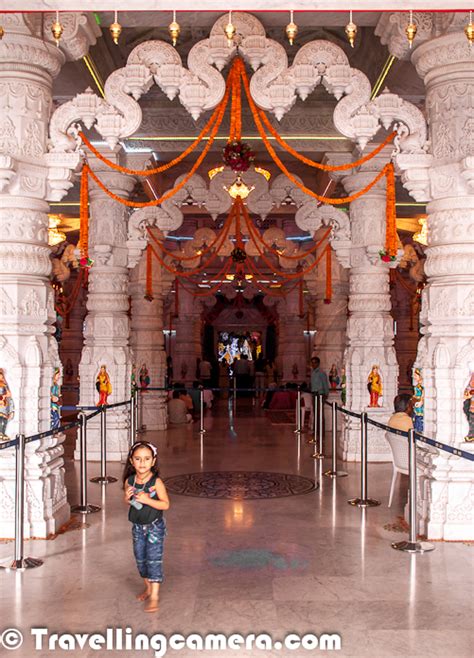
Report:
0,12,98,537
337,152,399,461
276,287,307,383
377,12,474,539
173,284,202,386
129,251,167,430
411,30,474,539
78,164,135,461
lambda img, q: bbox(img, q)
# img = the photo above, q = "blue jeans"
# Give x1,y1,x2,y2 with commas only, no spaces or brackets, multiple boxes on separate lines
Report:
131,518,166,583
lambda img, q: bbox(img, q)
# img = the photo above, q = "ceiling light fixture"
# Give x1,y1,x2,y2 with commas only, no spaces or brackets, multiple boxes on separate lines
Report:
169,10,180,47
224,10,236,47
109,10,122,45
345,10,357,48
405,10,417,49
51,10,63,47
224,174,255,200
465,10,474,48
285,10,298,46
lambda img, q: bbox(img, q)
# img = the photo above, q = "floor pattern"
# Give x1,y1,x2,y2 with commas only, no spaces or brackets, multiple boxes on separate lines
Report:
164,470,317,499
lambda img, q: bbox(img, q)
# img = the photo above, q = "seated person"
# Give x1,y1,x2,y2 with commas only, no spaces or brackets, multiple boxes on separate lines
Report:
188,381,202,412
179,388,194,414
203,387,214,409
168,390,192,424
388,394,414,432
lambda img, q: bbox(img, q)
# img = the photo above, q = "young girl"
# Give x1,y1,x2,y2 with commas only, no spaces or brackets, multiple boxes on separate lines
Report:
123,441,169,613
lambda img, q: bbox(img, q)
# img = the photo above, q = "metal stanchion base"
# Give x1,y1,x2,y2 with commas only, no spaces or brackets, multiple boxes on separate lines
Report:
311,452,325,459
306,437,317,444
348,497,380,507
90,476,118,484
391,540,435,553
71,504,101,514
199,429,206,435
294,429,302,435
0,556,44,571
323,469,348,478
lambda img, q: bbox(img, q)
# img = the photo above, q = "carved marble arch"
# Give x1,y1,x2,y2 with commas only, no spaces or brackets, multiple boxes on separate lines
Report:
49,12,427,154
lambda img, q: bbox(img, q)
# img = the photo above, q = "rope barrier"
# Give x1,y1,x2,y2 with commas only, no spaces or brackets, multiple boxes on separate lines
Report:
327,398,473,462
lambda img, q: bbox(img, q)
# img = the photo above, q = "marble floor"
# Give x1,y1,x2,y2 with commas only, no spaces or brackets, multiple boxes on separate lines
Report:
1,399,473,658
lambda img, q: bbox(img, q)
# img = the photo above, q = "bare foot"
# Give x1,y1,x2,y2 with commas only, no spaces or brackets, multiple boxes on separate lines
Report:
144,597,159,613
136,589,150,601
136,581,151,601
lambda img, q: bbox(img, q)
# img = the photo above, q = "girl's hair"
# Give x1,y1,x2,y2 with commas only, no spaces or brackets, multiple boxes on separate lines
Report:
122,441,160,483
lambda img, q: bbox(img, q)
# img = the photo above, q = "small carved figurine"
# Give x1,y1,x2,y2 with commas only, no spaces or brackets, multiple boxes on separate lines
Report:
367,365,383,408
463,372,474,442
96,364,112,407
51,367,62,430
0,368,14,440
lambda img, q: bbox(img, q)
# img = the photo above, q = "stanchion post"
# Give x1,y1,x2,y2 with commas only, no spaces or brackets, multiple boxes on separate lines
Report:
130,393,136,445
348,412,379,507
311,394,324,458
133,387,139,437
199,386,206,434
324,401,348,478
392,429,434,554
71,412,101,514
0,434,43,571
233,376,237,415
294,386,302,435
91,405,117,485
307,393,317,444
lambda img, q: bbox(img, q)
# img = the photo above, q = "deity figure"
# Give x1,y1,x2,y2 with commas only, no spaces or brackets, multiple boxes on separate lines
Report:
412,367,424,432
96,365,112,407
51,368,62,430
367,365,383,408
0,368,14,440
139,364,150,390
340,367,346,405
463,372,474,442
329,364,340,390
131,365,137,395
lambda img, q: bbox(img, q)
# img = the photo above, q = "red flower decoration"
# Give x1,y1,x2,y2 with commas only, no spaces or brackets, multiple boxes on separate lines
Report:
223,140,255,173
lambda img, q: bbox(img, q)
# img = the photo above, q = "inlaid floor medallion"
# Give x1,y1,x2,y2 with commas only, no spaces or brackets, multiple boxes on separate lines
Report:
164,471,317,500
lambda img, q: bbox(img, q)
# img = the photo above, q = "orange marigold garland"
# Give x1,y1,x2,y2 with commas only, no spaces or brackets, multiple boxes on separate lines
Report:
382,162,397,260
79,164,90,262
145,243,154,301
324,244,332,304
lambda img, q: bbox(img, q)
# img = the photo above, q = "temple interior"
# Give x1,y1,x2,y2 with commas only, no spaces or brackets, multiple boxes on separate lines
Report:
0,5,473,657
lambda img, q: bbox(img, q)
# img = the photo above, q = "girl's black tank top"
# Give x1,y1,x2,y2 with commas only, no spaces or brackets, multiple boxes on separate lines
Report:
127,475,163,525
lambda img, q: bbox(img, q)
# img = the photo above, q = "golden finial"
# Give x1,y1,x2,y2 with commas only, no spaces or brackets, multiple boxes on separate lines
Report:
345,10,357,48
224,10,236,47
405,10,417,48
109,10,122,45
169,10,180,47
51,10,63,47
465,10,474,48
285,10,298,46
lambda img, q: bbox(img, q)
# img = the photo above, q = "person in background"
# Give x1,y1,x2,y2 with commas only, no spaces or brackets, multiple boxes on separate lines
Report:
168,390,192,424
188,381,201,413
387,394,414,432
255,356,266,398
310,356,329,397
179,389,194,417
300,381,313,429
